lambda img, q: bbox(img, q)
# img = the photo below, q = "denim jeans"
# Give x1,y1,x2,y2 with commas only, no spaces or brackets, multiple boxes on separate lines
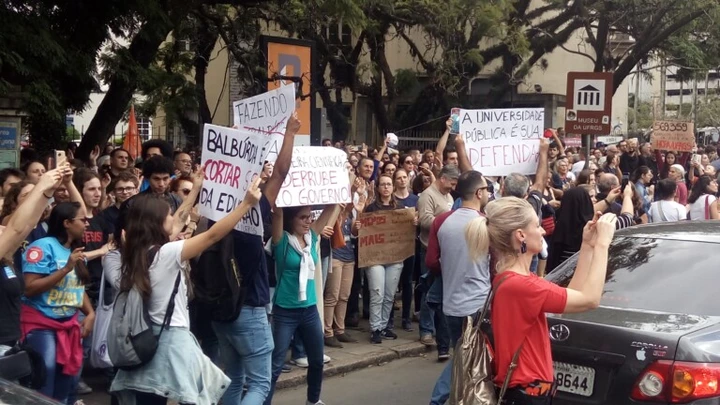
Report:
418,248,449,352
366,262,403,331
25,329,80,404
265,306,324,405
212,306,274,405
430,315,467,405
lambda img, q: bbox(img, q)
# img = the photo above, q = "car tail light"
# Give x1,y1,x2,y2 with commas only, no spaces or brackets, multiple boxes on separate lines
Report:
631,360,720,403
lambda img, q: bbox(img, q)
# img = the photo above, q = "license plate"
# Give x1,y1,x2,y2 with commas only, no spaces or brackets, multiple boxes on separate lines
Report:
553,361,595,397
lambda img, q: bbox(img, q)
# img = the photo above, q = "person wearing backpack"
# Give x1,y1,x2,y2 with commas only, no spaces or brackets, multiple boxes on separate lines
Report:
464,197,616,405
108,175,262,405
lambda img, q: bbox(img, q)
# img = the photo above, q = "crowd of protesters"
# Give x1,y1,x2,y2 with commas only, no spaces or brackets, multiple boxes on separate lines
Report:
0,110,716,405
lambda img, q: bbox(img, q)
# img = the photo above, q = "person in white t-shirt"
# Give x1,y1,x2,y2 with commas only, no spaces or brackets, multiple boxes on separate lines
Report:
687,175,719,220
110,175,262,405
648,179,687,223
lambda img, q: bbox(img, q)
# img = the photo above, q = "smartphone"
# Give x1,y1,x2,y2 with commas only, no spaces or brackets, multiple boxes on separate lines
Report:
450,108,461,135
692,154,702,165
51,150,66,169
621,177,629,191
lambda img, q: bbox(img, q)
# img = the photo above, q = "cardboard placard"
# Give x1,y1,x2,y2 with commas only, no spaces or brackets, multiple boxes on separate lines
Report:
199,124,266,236
232,85,296,163
651,121,695,152
277,146,352,207
458,108,544,176
358,208,416,268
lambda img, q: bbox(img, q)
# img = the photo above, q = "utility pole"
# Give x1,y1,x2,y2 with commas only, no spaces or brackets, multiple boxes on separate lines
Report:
633,63,641,133
660,58,667,119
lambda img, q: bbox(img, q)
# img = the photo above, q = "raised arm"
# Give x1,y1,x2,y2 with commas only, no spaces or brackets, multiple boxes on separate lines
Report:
434,119,452,165
452,133,473,173
265,112,300,207
567,213,599,291
531,138,550,192
0,167,66,259
564,213,617,313
181,177,262,262
311,204,342,235
272,206,284,244
170,166,204,240
66,168,87,215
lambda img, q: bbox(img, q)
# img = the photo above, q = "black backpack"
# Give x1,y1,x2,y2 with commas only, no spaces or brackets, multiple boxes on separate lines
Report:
190,234,246,322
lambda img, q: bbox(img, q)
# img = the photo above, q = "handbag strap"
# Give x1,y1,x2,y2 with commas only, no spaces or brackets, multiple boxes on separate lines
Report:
151,246,183,339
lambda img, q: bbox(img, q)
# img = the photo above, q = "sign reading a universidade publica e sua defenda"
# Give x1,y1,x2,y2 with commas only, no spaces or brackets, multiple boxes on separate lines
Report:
458,108,544,176
199,124,266,236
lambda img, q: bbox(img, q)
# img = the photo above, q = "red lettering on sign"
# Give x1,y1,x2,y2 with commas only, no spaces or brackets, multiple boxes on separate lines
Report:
359,234,386,247
205,159,242,188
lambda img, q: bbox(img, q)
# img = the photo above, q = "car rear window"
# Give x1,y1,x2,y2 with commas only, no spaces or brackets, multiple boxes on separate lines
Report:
545,237,720,316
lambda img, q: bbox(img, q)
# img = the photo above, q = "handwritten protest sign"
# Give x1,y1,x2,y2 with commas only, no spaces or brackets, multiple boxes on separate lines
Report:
358,208,416,268
233,85,296,163
277,146,351,207
651,121,695,152
200,124,266,236
458,108,544,176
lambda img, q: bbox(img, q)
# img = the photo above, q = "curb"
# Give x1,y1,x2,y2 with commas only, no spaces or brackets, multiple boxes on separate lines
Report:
275,342,430,390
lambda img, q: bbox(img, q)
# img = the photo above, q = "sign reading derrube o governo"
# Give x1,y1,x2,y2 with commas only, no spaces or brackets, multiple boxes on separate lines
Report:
458,108,544,176
277,146,352,208
200,124,266,236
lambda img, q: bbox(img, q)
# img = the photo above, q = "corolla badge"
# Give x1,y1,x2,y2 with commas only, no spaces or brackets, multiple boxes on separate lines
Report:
549,324,570,342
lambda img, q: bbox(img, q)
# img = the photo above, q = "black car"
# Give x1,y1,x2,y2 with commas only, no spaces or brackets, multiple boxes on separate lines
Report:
545,221,720,404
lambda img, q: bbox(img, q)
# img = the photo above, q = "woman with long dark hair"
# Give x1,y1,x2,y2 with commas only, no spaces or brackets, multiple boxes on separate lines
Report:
266,201,340,405
109,174,259,405
548,187,594,272
687,175,719,220
465,197,616,405
21,200,94,404
363,174,418,343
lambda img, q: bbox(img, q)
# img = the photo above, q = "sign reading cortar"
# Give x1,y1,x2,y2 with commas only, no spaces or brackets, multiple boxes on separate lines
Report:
565,72,613,136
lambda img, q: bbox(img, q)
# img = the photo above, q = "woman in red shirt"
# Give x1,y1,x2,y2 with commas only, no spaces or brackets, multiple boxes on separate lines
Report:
465,197,617,405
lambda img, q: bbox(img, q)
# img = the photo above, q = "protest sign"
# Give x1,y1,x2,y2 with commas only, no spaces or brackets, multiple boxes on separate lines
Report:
458,108,544,176
200,124,266,236
277,146,352,207
358,208,416,268
651,121,695,152
232,85,296,163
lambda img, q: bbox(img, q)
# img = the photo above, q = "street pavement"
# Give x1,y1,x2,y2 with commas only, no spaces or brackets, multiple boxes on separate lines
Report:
272,356,446,405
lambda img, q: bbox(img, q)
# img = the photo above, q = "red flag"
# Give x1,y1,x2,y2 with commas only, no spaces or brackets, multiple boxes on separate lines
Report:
123,105,140,160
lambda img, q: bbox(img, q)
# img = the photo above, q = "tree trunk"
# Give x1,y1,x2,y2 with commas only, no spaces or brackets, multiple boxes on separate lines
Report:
190,19,218,148
75,15,176,161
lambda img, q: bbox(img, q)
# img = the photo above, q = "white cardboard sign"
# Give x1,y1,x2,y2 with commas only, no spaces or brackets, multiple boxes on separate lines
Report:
459,108,544,176
199,124,266,236
277,146,352,208
232,85,296,163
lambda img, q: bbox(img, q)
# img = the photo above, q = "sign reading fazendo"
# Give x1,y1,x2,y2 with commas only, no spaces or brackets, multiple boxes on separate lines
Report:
565,72,613,136
459,108,544,176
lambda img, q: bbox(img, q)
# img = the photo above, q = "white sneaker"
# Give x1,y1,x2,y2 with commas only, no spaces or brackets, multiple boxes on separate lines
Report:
307,401,326,405
74,401,86,405
323,354,331,364
291,357,309,368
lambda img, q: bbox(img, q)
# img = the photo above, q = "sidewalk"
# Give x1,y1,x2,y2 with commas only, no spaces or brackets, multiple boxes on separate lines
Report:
277,318,431,389
81,317,433,404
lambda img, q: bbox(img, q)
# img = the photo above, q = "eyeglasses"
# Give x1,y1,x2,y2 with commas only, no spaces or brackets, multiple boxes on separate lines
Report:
298,215,312,222
114,187,136,194
181,188,192,196
72,217,90,223
404,160,413,164
176,159,192,165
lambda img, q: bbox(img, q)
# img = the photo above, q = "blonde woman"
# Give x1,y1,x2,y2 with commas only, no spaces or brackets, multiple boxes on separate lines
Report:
464,197,616,405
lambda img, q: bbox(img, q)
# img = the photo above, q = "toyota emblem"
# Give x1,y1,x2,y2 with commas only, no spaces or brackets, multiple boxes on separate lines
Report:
549,324,570,342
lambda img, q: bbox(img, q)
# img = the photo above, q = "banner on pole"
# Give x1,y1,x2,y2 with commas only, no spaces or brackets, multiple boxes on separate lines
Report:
650,121,695,152
199,124,266,236
358,208,416,268
232,85,296,163
277,147,351,207
458,108,544,176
